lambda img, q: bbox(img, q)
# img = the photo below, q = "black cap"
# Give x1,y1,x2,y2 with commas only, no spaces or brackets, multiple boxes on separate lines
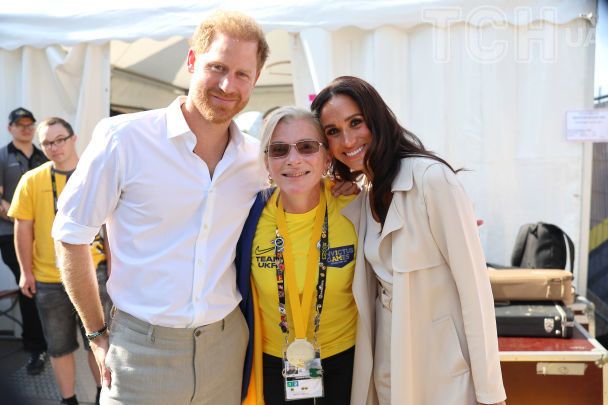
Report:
8,107,35,125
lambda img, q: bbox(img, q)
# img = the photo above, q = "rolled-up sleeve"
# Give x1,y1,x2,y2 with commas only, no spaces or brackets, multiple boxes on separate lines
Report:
52,118,123,245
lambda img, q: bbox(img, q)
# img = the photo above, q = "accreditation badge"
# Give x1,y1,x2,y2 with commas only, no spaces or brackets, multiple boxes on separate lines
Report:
283,339,324,401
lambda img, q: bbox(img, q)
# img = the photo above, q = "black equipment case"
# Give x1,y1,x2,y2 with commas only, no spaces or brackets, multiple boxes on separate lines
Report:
494,302,574,338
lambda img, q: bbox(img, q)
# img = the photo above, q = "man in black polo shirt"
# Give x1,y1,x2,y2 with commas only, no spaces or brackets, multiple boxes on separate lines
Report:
0,107,48,374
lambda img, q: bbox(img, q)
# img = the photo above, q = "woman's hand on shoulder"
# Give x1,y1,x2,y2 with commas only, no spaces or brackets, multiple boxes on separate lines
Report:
330,180,360,197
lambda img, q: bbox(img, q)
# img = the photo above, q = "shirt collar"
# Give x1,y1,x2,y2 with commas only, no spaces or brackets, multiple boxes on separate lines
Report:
7,141,44,159
227,120,244,147
166,96,192,140
165,96,245,148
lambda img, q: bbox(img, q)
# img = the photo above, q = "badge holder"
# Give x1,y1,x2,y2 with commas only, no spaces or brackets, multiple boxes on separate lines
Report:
282,339,324,401
273,198,329,402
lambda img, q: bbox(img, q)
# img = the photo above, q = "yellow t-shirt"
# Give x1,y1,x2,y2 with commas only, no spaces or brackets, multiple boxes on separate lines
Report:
8,162,106,283
251,182,357,359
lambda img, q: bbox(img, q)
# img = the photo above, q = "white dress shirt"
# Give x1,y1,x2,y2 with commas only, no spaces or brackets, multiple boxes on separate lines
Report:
52,97,266,328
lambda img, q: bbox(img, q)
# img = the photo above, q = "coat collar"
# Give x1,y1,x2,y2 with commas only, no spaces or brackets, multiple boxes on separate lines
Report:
380,158,417,238
342,158,416,240
391,158,415,192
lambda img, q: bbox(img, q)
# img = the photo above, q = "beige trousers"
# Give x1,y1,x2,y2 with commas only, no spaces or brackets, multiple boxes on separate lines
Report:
374,278,392,405
101,307,248,405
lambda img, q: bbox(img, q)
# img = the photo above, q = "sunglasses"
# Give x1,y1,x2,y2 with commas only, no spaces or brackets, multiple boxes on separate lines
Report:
265,140,326,158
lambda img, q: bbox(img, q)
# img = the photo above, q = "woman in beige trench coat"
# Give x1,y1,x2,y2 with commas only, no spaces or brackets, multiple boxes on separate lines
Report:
311,76,507,405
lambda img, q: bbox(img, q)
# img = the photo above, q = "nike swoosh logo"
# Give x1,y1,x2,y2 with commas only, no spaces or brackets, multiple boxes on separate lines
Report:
255,246,275,255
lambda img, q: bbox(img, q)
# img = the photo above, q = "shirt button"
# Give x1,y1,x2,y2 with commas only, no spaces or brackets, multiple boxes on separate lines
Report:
194,330,201,337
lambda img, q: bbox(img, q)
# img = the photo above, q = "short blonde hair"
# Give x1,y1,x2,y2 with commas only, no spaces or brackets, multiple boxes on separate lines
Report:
191,10,270,71
258,106,325,168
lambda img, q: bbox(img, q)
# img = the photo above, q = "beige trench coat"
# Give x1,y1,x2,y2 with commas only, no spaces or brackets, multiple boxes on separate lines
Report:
344,157,506,405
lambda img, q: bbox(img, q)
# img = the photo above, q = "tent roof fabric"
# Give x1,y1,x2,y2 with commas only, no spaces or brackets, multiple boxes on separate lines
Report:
0,0,596,49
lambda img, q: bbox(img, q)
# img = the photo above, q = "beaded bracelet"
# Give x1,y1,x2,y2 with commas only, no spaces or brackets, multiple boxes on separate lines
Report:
85,323,108,342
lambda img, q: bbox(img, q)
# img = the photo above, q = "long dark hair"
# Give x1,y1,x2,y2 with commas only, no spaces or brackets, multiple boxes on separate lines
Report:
311,76,456,225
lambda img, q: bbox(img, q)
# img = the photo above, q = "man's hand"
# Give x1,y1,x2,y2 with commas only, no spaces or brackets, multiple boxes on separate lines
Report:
90,334,112,388
330,180,360,197
19,271,36,298
0,199,13,221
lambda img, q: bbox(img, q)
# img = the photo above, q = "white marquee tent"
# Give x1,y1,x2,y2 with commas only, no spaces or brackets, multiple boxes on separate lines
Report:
0,0,598,294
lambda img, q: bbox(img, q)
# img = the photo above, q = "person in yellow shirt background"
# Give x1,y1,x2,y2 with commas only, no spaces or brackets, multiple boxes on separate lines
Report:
8,117,112,405
237,107,373,405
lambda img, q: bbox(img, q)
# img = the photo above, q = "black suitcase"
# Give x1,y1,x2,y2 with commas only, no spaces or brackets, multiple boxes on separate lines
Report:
494,301,574,338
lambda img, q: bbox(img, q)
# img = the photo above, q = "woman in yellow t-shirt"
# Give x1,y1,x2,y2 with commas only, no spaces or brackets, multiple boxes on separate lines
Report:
237,107,365,405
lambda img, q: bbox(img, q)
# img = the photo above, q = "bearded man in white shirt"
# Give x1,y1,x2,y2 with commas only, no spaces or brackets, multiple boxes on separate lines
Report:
52,11,269,405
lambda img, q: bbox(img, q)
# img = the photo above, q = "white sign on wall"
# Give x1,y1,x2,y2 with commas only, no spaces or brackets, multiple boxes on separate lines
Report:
566,110,608,142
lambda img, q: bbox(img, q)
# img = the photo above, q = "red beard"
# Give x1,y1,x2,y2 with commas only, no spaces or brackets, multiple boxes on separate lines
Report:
199,89,246,124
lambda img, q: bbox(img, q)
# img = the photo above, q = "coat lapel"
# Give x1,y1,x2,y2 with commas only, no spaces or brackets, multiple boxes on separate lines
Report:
380,195,404,240
342,189,374,340
378,158,415,242
343,189,377,405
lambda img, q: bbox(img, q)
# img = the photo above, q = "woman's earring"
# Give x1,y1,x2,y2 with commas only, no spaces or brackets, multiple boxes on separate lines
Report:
267,174,273,184
323,162,334,178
